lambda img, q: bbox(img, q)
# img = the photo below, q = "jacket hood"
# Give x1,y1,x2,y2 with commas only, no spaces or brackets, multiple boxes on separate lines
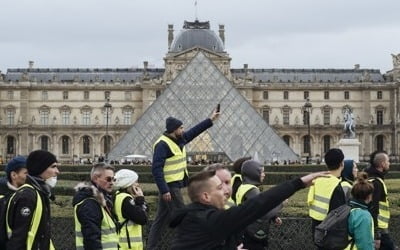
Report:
241,160,263,185
72,182,107,207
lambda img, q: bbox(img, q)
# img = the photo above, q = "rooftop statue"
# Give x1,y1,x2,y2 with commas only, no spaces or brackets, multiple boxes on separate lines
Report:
391,53,400,68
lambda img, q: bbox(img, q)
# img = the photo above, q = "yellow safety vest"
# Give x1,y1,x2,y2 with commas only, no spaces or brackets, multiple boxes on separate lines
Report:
369,177,390,229
307,175,341,221
114,192,143,250
153,135,187,183
236,184,257,205
6,184,55,250
74,198,119,250
228,173,242,205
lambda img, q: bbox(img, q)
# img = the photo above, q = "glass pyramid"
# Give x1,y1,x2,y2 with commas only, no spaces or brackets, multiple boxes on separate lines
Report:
108,52,299,163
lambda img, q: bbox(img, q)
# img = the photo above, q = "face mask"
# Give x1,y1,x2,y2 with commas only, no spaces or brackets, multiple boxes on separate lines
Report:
45,176,57,188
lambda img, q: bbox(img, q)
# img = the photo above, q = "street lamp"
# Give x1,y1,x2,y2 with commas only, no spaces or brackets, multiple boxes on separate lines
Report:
104,98,112,162
304,98,312,164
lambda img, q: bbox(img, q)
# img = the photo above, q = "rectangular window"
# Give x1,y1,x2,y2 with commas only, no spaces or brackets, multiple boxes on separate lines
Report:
324,91,329,100
377,91,382,100
262,109,269,124
377,110,383,125
344,91,350,100
263,91,269,100
61,110,70,125
304,91,309,100
40,110,49,125
82,111,91,125
123,110,132,125
63,91,68,100
84,91,90,100
42,91,48,101
6,110,14,125
283,109,290,125
7,90,14,100
323,109,330,125
283,91,289,100
105,91,110,100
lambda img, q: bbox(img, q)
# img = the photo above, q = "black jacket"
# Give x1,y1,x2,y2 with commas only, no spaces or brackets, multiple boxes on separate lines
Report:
364,167,387,236
114,192,148,226
6,175,52,250
72,182,116,250
169,178,305,250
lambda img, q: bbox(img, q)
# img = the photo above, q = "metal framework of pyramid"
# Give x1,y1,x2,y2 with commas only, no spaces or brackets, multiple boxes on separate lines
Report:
108,52,298,163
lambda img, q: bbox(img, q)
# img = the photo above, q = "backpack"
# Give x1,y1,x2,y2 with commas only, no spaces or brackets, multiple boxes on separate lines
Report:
314,204,353,250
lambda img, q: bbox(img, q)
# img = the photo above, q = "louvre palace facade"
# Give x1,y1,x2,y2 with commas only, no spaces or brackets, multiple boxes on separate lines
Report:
1,19,400,164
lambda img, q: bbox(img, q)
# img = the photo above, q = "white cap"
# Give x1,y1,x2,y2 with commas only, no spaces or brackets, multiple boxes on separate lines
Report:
114,169,139,189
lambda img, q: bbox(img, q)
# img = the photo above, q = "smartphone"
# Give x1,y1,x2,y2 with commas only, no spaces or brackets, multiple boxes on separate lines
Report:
216,103,220,112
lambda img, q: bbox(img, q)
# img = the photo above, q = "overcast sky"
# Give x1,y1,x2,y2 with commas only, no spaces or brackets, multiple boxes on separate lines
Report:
1,0,400,73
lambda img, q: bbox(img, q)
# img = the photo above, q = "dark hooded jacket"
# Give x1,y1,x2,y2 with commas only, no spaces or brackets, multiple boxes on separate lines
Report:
6,175,52,250
72,182,117,250
169,178,305,250
239,160,283,248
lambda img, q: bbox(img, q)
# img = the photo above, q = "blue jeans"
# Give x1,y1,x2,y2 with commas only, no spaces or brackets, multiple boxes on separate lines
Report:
146,187,184,250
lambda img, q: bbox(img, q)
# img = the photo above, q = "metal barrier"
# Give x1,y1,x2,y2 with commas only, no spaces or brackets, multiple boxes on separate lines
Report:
52,217,400,250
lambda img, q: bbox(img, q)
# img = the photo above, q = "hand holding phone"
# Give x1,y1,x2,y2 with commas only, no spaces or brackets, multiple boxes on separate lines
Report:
216,103,220,113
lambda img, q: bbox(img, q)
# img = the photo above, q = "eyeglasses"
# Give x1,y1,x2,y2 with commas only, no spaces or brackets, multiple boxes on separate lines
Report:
105,176,116,182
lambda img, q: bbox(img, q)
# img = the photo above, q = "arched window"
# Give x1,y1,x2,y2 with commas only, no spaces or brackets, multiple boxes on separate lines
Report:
62,136,69,154
41,136,49,151
283,135,291,146
83,136,90,154
376,135,384,152
323,135,331,154
7,136,15,154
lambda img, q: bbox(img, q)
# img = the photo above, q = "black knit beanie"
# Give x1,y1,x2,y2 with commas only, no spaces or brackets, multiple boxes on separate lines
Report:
27,150,57,176
166,117,183,133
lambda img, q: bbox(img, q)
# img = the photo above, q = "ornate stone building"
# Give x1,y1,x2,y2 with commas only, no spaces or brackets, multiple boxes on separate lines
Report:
0,19,399,163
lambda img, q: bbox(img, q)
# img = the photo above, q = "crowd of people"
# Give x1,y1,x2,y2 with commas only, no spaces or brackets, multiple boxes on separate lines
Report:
0,107,397,249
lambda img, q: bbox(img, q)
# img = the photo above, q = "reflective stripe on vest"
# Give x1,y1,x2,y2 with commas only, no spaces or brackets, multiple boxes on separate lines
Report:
5,184,52,249
74,198,119,249
114,192,143,250
153,135,187,183
236,184,257,205
369,177,390,229
308,175,341,221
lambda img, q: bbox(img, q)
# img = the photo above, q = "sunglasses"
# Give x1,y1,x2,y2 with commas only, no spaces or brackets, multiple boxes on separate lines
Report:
105,176,116,182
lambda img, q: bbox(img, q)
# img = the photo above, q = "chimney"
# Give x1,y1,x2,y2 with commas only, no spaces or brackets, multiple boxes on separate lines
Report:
168,24,174,50
143,61,148,73
244,64,248,75
29,61,34,69
354,64,360,70
219,24,225,45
